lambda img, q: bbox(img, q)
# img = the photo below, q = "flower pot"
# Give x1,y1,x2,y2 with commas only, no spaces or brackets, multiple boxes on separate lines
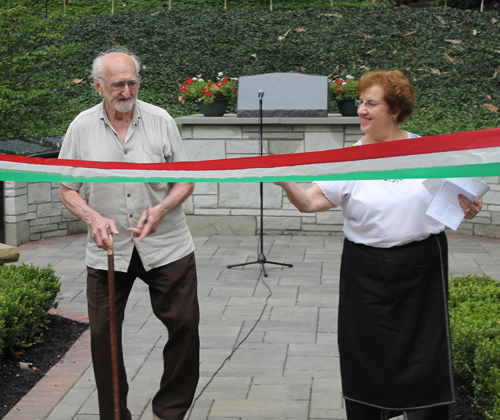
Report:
336,99,358,117
198,99,229,117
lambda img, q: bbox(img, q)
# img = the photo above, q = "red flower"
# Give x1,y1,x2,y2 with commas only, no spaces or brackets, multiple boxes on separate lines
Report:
202,86,206,92
357,78,360,81
222,77,229,83
208,82,213,87
335,78,340,83
234,88,238,94
216,82,223,87
337,89,342,94
186,78,193,84
204,91,212,97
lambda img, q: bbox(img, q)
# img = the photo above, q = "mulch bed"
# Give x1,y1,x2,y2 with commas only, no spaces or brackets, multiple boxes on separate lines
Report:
0,314,89,419
0,313,482,419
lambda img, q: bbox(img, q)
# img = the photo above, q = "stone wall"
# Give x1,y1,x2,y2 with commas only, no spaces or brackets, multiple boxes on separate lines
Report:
4,181,86,246
178,113,500,238
3,113,500,245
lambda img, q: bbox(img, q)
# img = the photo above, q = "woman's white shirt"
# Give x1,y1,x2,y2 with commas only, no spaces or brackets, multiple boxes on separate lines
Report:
313,134,445,248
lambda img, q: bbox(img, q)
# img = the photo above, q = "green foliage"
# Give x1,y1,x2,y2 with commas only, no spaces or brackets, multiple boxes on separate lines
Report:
0,0,390,16
0,4,499,138
0,6,79,138
449,274,500,418
0,264,61,358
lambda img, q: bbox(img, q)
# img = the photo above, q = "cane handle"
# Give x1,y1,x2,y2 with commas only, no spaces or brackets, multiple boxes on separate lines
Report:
107,232,114,256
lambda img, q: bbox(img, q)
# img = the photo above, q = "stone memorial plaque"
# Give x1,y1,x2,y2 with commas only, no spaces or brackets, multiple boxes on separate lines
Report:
237,73,329,118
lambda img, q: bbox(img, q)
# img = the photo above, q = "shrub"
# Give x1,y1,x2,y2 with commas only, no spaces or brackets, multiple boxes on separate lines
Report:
0,264,61,357
449,274,500,418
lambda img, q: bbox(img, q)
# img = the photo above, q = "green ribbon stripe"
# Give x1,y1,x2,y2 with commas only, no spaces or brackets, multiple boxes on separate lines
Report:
1,163,500,183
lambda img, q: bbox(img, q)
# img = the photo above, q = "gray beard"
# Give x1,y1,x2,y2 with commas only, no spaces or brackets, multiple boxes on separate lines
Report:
104,91,137,113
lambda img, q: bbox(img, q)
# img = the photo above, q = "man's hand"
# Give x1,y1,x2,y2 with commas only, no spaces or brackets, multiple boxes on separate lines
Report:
128,203,165,241
59,184,119,251
90,214,119,250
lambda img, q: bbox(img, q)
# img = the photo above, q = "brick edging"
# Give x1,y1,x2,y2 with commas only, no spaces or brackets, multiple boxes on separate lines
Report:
3,310,91,420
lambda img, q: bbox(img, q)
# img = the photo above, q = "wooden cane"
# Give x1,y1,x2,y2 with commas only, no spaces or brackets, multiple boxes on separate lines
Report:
107,232,120,420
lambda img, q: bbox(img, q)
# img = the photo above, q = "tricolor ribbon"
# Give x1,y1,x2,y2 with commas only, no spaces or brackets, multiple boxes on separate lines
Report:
0,128,499,183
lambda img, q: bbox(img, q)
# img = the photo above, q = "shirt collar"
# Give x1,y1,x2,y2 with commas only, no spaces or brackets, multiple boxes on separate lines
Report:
99,100,142,126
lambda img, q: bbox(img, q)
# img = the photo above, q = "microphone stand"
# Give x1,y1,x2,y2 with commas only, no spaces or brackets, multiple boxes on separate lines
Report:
227,90,292,277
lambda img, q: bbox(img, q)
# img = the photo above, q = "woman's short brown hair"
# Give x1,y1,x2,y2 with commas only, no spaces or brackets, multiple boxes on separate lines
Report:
357,70,415,124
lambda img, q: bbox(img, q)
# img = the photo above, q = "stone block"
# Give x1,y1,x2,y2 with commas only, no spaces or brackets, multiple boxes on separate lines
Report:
193,182,218,195
243,125,293,132
195,208,231,215
41,229,69,239
193,125,242,139
194,195,218,208
0,243,20,264
269,140,304,155
38,203,62,218
30,233,42,241
262,216,301,230
316,210,344,225
183,139,226,161
28,182,52,204
484,176,499,184
4,195,28,216
50,216,63,223
52,188,62,202
483,190,500,205
304,132,344,152
243,132,304,140
475,224,500,238
186,215,256,235
68,220,87,235
219,183,282,209
5,221,29,246
300,125,343,133
181,125,193,139
345,125,363,134
302,224,342,232
24,212,38,221
4,187,27,197
30,224,59,234
226,140,259,154
30,216,52,226
182,195,194,215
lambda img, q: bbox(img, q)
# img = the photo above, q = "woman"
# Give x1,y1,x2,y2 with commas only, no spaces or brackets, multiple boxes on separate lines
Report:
275,70,482,420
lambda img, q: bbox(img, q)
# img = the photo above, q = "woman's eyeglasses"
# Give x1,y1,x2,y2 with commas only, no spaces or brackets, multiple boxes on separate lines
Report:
355,99,386,109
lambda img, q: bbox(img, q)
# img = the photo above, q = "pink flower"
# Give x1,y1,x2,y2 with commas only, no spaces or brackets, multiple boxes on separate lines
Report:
216,82,223,87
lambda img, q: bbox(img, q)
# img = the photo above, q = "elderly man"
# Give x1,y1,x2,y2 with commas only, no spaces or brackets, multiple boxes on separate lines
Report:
58,48,199,420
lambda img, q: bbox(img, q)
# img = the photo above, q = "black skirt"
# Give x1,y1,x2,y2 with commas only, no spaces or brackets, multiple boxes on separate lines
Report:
338,231,455,410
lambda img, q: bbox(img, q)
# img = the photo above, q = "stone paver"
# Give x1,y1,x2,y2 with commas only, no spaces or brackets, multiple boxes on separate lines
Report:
4,233,500,420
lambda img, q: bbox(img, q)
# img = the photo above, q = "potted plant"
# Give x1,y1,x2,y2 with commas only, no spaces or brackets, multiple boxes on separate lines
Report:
179,73,238,117
328,75,360,116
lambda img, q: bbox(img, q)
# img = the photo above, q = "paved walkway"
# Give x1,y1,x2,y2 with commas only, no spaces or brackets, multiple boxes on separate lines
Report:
5,233,500,420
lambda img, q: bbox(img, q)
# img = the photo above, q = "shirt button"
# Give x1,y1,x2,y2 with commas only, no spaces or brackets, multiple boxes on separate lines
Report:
129,214,133,218
127,194,131,197
124,151,128,155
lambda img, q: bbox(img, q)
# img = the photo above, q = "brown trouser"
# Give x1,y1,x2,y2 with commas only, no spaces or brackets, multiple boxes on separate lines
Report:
87,249,200,420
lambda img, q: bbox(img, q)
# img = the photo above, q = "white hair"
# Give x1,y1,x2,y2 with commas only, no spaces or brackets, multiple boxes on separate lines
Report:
91,47,141,84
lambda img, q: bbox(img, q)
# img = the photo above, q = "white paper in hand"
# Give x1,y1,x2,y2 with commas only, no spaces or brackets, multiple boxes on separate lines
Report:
425,178,489,230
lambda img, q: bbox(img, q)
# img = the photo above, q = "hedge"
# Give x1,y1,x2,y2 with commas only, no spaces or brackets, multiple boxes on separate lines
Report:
1,5,499,140
449,274,500,419
0,264,61,358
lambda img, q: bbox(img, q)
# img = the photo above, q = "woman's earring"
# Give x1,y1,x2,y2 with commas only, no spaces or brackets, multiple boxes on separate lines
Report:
392,117,396,123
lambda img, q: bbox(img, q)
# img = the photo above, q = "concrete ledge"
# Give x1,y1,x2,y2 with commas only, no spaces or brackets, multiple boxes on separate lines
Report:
176,113,360,125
